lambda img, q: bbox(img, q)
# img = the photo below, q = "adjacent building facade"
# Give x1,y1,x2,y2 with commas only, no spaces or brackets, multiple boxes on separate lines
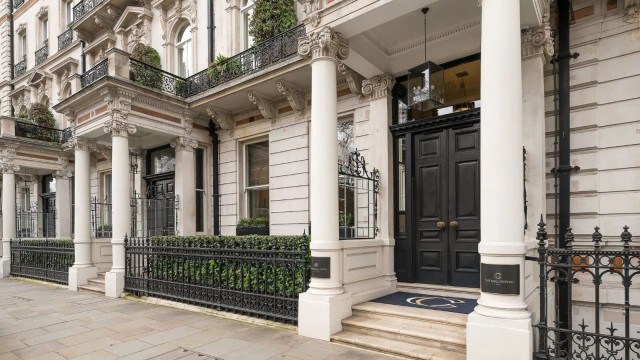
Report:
0,0,638,359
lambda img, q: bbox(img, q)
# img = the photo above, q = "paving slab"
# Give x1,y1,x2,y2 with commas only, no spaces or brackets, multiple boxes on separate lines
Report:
0,278,394,360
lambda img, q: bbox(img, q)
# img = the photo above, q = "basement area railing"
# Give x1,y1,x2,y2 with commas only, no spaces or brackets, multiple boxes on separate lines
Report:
10,239,74,285
534,219,640,360
124,235,310,323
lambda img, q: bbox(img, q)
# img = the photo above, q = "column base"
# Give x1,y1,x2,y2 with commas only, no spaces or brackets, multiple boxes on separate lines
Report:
298,291,352,341
68,266,97,291
467,310,533,360
0,258,10,278
105,270,124,298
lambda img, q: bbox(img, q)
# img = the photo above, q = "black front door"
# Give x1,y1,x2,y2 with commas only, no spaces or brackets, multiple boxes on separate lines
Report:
412,123,480,287
42,194,56,238
145,176,176,236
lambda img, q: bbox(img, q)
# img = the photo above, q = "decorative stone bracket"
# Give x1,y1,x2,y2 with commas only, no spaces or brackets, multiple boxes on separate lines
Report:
248,91,277,125
276,81,306,120
338,62,364,99
298,0,322,27
206,107,234,136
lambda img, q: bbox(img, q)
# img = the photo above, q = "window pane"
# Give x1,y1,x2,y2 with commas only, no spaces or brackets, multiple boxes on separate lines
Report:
196,191,204,232
247,141,269,187
248,189,269,218
337,121,355,164
151,148,175,174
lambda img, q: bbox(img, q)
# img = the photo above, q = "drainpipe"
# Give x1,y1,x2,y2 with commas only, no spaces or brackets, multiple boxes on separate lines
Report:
208,0,215,63
9,0,15,116
208,120,220,235
556,0,580,340
81,41,86,73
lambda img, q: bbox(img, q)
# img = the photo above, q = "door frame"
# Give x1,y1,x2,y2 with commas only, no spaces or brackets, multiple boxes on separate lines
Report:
390,108,481,284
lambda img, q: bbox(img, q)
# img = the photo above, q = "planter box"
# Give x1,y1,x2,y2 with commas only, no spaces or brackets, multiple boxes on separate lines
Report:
236,226,270,236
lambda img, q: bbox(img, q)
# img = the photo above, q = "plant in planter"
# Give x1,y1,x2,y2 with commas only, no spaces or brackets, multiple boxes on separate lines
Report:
130,44,163,90
207,54,243,83
339,212,355,239
96,224,112,238
249,0,298,44
26,103,57,141
236,217,270,236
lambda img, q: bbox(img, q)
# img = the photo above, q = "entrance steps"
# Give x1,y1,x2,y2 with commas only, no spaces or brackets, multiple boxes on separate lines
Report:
397,283,480,300
331,301,468,360
78,272,106,295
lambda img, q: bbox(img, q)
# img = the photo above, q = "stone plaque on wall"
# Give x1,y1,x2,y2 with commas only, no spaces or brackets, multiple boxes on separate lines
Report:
480,263,520,295
311,257,330,279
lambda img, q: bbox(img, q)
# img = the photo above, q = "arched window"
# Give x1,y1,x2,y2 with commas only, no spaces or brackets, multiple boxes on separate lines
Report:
176,25,192,77
241,0,255,49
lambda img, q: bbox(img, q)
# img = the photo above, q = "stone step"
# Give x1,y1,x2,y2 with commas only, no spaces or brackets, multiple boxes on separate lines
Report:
332,331,465,360
78,283,105,295
96,272,106,279
352,302,468,330
396,283,480,300
341,315,466,353
88,277,105,286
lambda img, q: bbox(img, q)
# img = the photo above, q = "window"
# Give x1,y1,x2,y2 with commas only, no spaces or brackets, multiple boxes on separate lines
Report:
42,174,56,194
241,0,255,49
149,147,175,174
20,187,30,212
195,148,205,232
101,173,112,232
19,33,27,60
245,140,269,218
40,17,48,45
65,0,73,26
337,120,355,165
176,25,192,77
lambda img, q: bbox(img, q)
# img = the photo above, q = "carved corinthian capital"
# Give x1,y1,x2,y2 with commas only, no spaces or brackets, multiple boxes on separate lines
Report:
521,6,554,59
362,73,395,100
298,27,349,61
170,136,198,152
104,120,137,137
0,144,20,174
65,136,97,152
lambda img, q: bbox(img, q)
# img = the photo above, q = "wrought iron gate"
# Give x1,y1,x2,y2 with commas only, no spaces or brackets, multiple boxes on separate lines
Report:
534,219,640,360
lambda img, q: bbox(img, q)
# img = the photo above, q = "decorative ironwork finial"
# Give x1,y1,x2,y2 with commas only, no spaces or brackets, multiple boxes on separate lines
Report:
592,226,602,250
565,227,574,249
621,225,632,250
536,215,547,248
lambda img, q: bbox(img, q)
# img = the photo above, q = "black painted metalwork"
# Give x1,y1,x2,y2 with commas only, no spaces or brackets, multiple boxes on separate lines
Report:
208,120,221,235
14,57,26,78
73,0,106,23
16,207,56,239
523,147,528,232
338,150,379,239
534,219,640,360
35,41,48,66
124,234,310,323
184,23,305,97
91,196,112,238
13,0,24,9
10,239,74,285
58,29,73,51
15,120,72,144
130,58,187,97
81,59,108,88
130,188,178,238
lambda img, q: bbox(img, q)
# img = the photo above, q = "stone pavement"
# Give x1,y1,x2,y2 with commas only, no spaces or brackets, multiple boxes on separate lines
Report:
0,278,395,360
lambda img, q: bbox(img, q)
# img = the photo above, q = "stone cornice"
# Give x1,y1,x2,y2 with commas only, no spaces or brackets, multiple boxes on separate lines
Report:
362,73,395,100
298,27,349,62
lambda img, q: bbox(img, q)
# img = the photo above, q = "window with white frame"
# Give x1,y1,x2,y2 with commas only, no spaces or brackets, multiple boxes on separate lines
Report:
176,25,192,77
241,0,255,49
18,33,27,60
65,0,74,26
39,17,48,45
245,140,269,219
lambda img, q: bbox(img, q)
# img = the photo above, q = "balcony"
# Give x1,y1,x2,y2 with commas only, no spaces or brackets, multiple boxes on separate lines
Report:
72,0,107,23
81,58,109,88
0,117,72,145
14,56,27,78
58,29,74,52
13,0,25,10
35,41,49,66
71,0,140,41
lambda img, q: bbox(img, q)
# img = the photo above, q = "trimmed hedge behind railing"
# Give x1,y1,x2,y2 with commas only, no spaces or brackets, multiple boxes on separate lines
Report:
124,235,310,323
10,239,74,285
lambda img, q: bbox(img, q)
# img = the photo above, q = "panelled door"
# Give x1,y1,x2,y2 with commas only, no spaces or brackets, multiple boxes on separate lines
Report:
412,123,480,288
146,176,176,236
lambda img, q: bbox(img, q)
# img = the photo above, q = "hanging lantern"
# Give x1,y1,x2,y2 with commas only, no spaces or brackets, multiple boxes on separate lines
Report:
407,61,444,112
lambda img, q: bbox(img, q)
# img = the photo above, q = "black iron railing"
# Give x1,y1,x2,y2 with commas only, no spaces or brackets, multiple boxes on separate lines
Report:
91,196,112,238
16,208,56,238
124,235,310,323
15,120,72,144
73,0,106,23
81,59,108,88
35,41,49,66
184,23,305,97
534,219,640,360
14,57,26,78
10,239,74,285
130,189,179,238
13,0,25,10
338,150,379,239
58,29,74,51
130,58,187,97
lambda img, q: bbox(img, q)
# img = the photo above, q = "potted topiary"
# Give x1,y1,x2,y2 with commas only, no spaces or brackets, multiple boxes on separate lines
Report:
130,44,163,90
25,103,57,141
249,0,298,67
236,217,270,236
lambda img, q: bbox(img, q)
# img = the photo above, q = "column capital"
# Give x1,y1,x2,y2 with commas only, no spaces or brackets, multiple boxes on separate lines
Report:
170,136,198,152
0,144,20,174
104,119,137,137
54,170,73,179
0,163,20,174
65,136,97,152
298,27,349,62
362,73,395,100
521,6,554,60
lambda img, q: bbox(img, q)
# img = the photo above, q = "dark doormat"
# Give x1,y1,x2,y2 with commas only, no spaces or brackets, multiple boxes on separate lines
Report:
371,291,477,315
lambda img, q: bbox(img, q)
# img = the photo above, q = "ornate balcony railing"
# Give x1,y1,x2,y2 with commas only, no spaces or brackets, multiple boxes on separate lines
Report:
130,58,187,98
73,0,106,23
81,59,108,88
13,0,25,10
184,23,306,97
35,41,49,66
15,120,73,144
58,29,74,51
14,57,26,78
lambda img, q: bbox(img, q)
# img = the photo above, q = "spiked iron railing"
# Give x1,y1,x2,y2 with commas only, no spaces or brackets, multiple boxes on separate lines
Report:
58,29,74,51
10,238,74,285
534,218,640,360
81,59,108,88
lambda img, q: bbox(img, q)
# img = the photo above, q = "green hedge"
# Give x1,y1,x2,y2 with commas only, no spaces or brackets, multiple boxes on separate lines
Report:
136,235,310,298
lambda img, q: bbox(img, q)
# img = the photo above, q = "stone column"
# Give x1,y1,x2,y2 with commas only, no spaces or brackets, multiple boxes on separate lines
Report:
171,136,197,235
466,1,533,359
68,138,98,290
363,74,397,287
0,145,19,278
103,91,136,298
297,27,352,341
54,171,72,239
